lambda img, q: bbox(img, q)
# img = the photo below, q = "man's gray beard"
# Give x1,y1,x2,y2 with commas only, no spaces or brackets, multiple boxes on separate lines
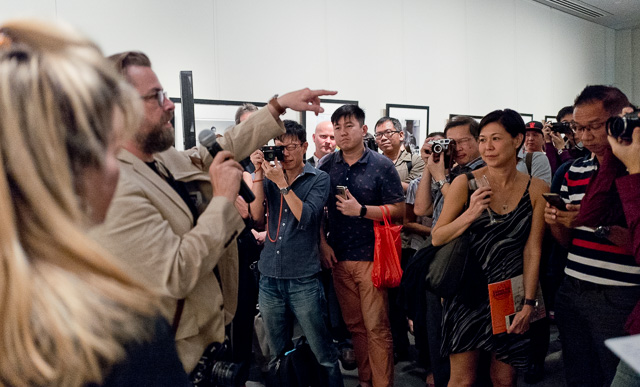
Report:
137,125,175,155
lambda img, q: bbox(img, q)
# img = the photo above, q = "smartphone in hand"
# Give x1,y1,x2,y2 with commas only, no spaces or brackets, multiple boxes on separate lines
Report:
336,185,347,199
542,193,567,211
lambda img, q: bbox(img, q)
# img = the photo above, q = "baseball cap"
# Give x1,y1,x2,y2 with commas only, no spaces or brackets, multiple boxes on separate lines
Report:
525,121,543,134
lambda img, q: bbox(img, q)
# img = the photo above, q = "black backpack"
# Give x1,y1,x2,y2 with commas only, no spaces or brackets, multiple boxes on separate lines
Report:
268,336,328,387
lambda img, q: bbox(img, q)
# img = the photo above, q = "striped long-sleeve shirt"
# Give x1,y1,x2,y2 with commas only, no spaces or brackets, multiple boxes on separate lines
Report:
560,156,640,286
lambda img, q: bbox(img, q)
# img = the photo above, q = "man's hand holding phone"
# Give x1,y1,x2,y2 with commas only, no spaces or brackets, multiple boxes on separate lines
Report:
544,193,581,228
542,193,567,211
336,187,361,217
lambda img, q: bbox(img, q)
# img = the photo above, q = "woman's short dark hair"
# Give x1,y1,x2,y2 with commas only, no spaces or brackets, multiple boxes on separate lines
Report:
479,109,525,152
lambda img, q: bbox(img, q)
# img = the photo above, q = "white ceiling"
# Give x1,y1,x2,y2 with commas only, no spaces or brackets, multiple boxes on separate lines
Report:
533,0,640,30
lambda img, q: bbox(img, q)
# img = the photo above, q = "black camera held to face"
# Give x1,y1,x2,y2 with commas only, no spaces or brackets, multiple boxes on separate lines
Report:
550,121,572,134
189,339,249,387
607,110,640,141
261,145,285,162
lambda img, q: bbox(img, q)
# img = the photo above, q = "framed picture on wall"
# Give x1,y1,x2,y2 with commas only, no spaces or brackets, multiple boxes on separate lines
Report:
449,113,483,123
544,115,557,123
301,98,358,130
386,104,429,154
170,98,300,151
520,113,534,123
301,99,358,158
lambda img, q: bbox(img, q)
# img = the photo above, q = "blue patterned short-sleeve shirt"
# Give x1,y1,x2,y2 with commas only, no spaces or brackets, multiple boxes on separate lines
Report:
318,147,405,261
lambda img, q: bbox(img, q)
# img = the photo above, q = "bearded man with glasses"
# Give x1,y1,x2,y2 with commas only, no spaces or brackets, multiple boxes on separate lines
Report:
545,85,640,387
248,120,343,386
90,50,337,375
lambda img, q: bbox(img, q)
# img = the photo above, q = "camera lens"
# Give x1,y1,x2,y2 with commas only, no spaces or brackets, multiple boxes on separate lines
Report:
607,116,626,139
432,143,443,154
210,361,249,387
607,113,639,141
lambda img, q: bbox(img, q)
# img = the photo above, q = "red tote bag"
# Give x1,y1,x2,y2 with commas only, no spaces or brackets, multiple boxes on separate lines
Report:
372,205,403,288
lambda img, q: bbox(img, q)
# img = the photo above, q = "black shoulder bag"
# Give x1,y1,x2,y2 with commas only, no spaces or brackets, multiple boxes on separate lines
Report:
417,172,478,298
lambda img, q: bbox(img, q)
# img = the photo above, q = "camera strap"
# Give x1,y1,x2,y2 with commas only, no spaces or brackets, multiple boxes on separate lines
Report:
266,193,284,243
172,299,185,334
525,153,533,177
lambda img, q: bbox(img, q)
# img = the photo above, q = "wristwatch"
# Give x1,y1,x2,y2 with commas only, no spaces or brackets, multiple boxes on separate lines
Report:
269,94,286,116
557,149,564,155
435,179,447,189
279,186,291,196
359,205,367,218
594,225,610,239
523,298,538,307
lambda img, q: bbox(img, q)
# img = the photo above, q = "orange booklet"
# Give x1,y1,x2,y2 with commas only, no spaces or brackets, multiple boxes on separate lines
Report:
488,274,546,334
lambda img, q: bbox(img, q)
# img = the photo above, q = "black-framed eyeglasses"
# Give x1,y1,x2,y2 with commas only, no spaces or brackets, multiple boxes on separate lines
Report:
141,89,168,107
374,130,401,139
281,143,302,151
570,120,606,134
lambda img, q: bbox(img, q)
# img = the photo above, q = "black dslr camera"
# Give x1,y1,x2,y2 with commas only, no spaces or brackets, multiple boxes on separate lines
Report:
261,145,285,162
190,339,249,387
607,110,640,141
550,121,572,134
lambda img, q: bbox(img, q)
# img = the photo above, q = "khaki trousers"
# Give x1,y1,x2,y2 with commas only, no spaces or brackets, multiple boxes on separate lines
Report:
333,261,394,387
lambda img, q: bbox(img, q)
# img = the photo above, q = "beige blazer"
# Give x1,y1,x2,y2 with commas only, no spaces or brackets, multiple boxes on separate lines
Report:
90,107,284,372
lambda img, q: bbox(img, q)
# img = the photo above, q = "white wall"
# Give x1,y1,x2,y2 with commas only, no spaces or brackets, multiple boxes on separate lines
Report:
615,26,640,104
0,0,628,152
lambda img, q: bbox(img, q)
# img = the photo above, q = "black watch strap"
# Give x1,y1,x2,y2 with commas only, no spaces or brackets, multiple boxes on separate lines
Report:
279,186,291,195
359,205,367,218
595,225,610,239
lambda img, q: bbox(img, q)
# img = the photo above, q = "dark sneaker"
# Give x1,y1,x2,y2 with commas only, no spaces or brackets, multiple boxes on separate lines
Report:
339,347,357,370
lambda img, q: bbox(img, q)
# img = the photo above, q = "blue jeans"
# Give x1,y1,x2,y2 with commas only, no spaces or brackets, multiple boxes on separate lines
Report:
258,274,343,387
555,276,640,386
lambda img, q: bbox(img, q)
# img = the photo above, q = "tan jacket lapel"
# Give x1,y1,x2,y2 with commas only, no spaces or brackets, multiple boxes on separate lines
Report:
118,149,193,221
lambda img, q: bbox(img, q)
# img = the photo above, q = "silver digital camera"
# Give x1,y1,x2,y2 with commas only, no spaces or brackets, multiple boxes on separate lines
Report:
428,139,454,154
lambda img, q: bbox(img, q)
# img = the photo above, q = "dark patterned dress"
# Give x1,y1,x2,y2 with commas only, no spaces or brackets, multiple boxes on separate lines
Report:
440,179,533,369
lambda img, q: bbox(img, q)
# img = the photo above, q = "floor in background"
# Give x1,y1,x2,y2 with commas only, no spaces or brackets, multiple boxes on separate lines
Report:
248,324,568,386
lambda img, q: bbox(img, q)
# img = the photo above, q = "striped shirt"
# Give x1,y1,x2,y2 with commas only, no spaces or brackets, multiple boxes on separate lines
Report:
561,156,640,286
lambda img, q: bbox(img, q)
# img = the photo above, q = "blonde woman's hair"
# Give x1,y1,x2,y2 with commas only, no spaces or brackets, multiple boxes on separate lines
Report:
0,20,158,386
